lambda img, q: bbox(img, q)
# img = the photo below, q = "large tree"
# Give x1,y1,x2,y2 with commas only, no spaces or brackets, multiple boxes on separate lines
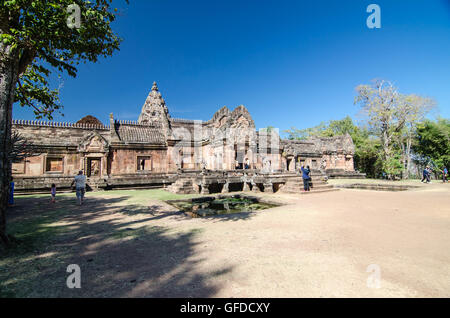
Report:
0,0,127,246
354,79,435,179
354,80,403,178
395,94,435,178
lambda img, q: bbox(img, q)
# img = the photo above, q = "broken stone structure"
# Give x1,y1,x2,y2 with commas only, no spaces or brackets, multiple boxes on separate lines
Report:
11,82,364,193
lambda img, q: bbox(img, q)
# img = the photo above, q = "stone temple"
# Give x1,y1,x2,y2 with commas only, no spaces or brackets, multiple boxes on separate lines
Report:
11,82,363,194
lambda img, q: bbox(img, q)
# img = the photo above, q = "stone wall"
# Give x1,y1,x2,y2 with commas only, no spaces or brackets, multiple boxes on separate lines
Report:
109,148,168,174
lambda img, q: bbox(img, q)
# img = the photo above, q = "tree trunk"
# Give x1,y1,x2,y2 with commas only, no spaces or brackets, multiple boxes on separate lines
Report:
399,140,407,180
405,134,412,179
0,43,19,246
381,127,392,178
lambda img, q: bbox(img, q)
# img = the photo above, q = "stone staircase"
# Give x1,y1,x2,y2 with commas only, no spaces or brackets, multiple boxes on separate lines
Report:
280,171,339,194
166,178,197,194
86,177,108,191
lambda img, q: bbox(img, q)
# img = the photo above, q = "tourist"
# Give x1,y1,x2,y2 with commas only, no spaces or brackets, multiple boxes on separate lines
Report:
301,165,311,191
427,166,433,183
442,167,448,183
307,165,313,189
8,177,14,206
421,167,429,183
50,184,56,203
244,158,250,169
71,170,87,205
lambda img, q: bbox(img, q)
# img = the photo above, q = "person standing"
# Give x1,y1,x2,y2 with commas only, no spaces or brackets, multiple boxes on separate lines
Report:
442,167,448,183
71,171,87,206
8,177,14,206
421,167,429,183
426,166,433,183
244,158,250,170
50,184,57,203
301,165,311,192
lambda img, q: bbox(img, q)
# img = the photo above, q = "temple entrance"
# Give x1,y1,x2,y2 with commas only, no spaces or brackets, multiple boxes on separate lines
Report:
286,158,292,171
87,158,101,177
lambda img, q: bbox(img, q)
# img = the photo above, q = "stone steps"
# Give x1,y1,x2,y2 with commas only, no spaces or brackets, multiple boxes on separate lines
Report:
166,178,197,194
282,184,334,192
280,176,337,194
298,188,340,194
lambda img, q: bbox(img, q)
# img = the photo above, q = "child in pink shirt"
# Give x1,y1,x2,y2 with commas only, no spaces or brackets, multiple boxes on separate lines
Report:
51,184,56,203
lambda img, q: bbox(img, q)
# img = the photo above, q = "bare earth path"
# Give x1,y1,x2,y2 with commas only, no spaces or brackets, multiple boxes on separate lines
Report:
1,183,449,297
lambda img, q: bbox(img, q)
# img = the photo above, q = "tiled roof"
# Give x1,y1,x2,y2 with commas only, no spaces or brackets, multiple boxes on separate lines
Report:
115,124,166,144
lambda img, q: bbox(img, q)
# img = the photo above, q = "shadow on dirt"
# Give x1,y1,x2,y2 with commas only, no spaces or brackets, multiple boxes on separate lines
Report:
1,195,233,297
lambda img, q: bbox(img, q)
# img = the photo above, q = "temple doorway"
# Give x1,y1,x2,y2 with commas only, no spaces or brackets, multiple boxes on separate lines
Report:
87,158,101,177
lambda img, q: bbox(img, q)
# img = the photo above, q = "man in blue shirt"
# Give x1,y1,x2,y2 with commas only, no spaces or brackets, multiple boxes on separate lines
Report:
301,165,311,191
442,167,448,183
421,167,429,183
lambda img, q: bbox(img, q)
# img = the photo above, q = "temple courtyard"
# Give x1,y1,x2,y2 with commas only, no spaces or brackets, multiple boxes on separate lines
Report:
1,180,449,298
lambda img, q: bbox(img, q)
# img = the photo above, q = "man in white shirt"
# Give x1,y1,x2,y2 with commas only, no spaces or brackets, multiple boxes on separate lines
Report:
71,170,87,205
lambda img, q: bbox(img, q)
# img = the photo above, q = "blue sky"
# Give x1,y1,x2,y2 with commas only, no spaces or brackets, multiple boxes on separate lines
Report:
13,0,450,137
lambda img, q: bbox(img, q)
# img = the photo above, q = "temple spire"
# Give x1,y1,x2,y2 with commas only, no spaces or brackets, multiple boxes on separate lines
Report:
138,81,171,138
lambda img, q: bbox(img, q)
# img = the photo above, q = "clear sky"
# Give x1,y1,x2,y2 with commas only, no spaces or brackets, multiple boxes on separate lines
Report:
13,0,450,137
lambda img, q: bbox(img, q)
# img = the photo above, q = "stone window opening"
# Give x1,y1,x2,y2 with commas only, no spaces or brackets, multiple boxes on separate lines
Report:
12,159,26,174
45,157,64,173
137,156,152,171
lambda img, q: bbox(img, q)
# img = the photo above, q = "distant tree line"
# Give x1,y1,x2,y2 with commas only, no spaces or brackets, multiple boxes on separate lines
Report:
285,80,449,179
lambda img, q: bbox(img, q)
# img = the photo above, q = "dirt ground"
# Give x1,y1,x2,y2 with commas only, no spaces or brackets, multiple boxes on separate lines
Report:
1,182,449,298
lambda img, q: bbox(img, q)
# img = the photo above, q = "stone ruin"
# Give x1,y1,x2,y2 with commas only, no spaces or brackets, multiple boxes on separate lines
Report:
11,82,364,194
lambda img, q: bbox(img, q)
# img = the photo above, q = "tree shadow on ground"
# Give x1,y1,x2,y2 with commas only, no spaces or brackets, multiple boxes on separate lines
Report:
198,211,256,222
1,195,233,297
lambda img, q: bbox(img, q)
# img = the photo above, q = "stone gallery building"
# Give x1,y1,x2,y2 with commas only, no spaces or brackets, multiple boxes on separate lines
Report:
11,82,362,193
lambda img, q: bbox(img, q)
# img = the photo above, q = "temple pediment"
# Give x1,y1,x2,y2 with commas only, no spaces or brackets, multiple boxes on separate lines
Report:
78,131,110,153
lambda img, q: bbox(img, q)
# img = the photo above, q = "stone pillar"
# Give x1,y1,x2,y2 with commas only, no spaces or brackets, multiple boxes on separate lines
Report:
251,182,260,193
201,184,210,195
263,182,273,193
243,182,250,192
221,182,229,193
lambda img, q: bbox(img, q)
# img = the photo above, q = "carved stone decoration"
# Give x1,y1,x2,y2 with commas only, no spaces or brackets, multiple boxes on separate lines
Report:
262,157,272,173
78,131,109,154
138,82,172,138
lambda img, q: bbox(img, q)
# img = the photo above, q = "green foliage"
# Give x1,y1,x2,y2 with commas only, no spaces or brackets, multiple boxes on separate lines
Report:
353,133,382,178
382,151,404,178
1,0,128,119
284,116,359,140
413,118,450,169
284,122,330,140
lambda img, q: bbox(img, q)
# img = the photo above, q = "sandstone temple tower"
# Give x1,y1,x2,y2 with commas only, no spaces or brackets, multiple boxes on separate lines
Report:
138,82,172,139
